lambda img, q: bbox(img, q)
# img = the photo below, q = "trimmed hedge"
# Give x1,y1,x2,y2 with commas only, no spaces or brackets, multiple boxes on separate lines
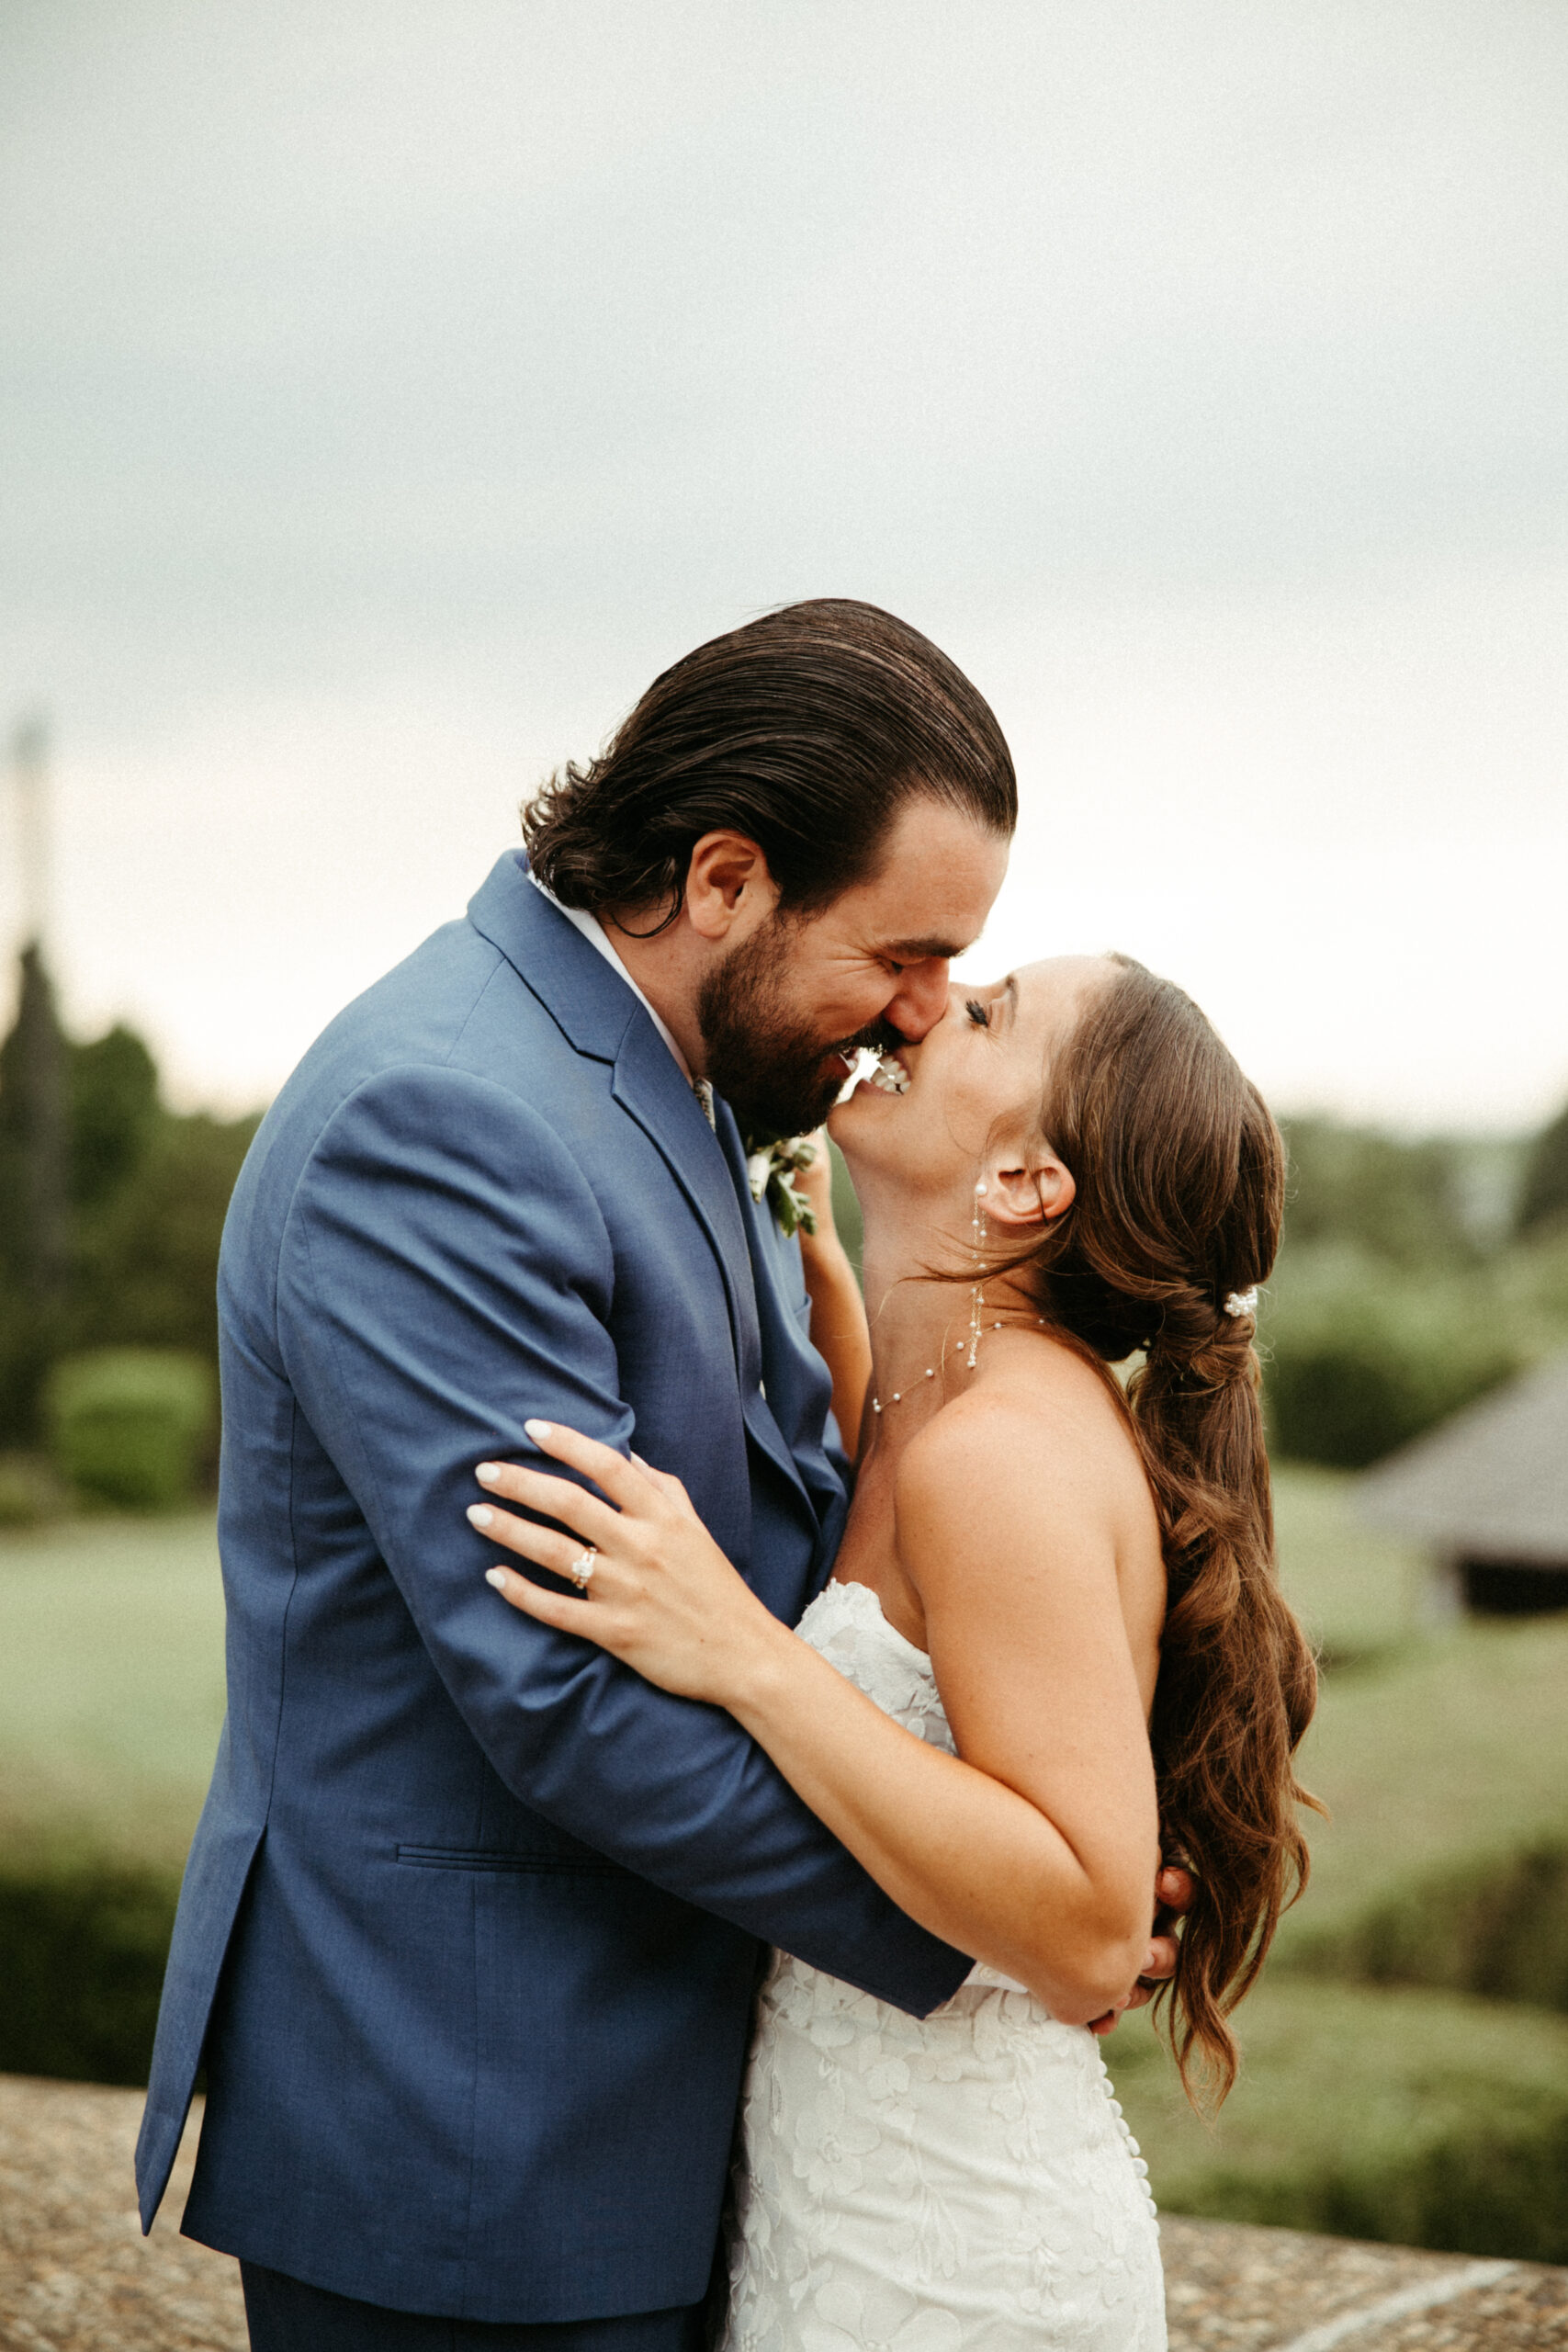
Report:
1185,2098,1568,2264
1287,1841,1568,2012
0,1857,178,2086
1113,1975,1568,2267
47,1347,214,1510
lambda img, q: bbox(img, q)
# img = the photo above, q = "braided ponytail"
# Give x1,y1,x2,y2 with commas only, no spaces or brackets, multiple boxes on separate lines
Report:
1015,957,1319,2105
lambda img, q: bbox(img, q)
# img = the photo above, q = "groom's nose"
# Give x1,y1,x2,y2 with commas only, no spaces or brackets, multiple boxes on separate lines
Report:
885,959,952,1042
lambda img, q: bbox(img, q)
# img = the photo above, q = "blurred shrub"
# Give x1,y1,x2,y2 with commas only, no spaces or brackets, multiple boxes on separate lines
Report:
1261,1255,1522,1468
1288,1840,1568,2011
0,1856,177,2086
48,1347,215,1510
1280,1116,1493,1269
829,1137,863,1277
0,1452,66,1528
1189,2100,1568,2265
1517,1099,1568,1239
1115,1975,1568,2266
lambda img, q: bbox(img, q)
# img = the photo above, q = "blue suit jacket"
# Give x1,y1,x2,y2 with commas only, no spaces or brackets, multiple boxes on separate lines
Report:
136,852,967,2324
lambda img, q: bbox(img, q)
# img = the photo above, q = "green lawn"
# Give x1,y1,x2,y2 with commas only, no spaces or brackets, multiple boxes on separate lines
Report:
1270,1463,1429,1662
0,1510,224,1869
1281,1612,1568,1952
1267,1467,1568,1954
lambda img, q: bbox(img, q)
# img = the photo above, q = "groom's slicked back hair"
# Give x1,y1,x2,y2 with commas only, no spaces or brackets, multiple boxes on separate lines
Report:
522,599,1016,926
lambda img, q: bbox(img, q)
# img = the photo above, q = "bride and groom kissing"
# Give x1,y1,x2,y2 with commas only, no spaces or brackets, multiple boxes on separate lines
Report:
135,600,1317,2350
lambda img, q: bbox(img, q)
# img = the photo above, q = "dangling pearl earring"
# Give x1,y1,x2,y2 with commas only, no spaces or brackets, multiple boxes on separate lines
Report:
968,1181,988,1369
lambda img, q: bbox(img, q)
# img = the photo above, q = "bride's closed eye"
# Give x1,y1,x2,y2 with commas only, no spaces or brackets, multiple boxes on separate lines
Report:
964,998,991,1029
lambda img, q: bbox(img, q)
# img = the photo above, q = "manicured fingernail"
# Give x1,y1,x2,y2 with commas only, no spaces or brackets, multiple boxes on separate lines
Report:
476,1463,502,1485
485,1567,507,1589
468,1504,493,1528
525,1419,552,1442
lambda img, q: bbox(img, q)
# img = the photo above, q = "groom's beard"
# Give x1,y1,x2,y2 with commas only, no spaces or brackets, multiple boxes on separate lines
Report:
697,917,899,1139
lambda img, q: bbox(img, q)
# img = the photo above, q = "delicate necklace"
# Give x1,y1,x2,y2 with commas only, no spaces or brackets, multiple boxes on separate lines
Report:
868,1181,1043,1416
869,1313,1049,1414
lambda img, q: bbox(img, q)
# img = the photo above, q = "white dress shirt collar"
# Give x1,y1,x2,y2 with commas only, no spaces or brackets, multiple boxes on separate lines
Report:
528,871,694,1083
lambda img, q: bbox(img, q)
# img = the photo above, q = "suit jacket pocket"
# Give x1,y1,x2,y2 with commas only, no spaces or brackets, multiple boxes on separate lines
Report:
395,1842,618,1875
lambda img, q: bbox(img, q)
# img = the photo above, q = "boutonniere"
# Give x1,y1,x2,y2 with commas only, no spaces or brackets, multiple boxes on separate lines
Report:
738,1127,819,1238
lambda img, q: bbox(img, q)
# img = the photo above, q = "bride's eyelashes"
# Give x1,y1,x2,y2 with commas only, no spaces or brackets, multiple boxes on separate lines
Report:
964,998,991,1029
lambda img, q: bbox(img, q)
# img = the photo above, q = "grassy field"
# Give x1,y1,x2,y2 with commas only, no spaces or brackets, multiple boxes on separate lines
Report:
1269,1463,1428,1662
0,1510,224,1870
1280,1611,1568,1953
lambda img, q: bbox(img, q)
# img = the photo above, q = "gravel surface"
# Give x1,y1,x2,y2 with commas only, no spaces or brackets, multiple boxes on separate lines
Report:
1158,2215,1567,2348
0,2075,243,2351
1,2075,1562,2350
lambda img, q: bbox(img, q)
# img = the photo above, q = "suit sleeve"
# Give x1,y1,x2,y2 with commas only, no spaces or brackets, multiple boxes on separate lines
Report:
276,1061,969,2018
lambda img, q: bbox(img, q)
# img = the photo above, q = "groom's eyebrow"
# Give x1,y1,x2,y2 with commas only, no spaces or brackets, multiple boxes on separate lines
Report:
884,933,971,960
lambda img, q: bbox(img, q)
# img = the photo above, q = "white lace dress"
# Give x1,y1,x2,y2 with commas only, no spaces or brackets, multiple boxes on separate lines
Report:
722,1578,1167,2352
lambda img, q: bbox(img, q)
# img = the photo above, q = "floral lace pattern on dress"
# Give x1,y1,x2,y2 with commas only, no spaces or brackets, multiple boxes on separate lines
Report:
722,1578,1167,2352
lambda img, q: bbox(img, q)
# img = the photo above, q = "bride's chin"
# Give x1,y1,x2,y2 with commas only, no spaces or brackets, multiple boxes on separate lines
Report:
826,1102,905,1200
827,1088,886,1147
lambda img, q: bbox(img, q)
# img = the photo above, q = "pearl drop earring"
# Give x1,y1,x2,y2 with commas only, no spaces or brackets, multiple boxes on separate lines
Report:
968,1180,988,1368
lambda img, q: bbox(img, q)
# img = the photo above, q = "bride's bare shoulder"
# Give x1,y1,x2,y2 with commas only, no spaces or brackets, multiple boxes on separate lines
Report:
894,1335,1148,1541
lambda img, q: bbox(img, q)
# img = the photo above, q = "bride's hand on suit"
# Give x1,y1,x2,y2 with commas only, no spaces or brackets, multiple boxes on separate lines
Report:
469,1420,795,1710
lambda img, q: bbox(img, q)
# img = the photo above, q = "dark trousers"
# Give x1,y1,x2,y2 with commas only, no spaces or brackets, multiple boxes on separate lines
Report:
240,2264,710,2352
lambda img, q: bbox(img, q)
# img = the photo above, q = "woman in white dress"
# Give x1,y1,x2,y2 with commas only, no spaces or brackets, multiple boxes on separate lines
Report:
473,952,1318,2352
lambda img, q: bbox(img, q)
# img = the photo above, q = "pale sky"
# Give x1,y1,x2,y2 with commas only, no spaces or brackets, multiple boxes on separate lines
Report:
2,2,1564,1129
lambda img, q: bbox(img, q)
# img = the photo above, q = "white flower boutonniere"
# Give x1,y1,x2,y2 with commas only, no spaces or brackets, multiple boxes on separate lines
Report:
739,1128,819,1238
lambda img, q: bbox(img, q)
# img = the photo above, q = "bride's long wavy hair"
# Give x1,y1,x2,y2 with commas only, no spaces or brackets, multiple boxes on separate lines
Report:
1003,956,1319,2105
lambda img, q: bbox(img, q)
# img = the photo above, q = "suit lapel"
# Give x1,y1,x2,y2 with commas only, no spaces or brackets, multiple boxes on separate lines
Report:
609,1023,763,1394
468,856,795,1497
710,1102,842,1519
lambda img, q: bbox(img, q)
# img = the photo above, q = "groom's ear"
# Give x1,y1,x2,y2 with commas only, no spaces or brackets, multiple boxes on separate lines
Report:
684,831,782,942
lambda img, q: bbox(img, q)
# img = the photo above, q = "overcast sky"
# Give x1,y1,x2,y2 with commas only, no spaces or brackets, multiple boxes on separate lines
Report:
2,1,1564,1127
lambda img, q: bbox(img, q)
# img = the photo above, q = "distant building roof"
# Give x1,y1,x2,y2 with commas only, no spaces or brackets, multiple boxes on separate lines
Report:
1359,1351,1568,1566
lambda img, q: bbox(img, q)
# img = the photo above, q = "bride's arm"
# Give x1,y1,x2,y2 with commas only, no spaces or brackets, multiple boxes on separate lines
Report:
793,1135,872,1454
469,1410,1159,2025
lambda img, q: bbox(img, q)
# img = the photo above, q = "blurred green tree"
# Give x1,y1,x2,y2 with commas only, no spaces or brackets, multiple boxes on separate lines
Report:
0,946,70,1439
0,960,258,1451
1279,1117,1482,1270
1517,1100,1568,1239
1265,1114,1567,1467
70,1023,159,1207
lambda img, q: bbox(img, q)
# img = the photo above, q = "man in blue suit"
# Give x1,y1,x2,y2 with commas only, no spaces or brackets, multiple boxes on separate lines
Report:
137,601,1166,2347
